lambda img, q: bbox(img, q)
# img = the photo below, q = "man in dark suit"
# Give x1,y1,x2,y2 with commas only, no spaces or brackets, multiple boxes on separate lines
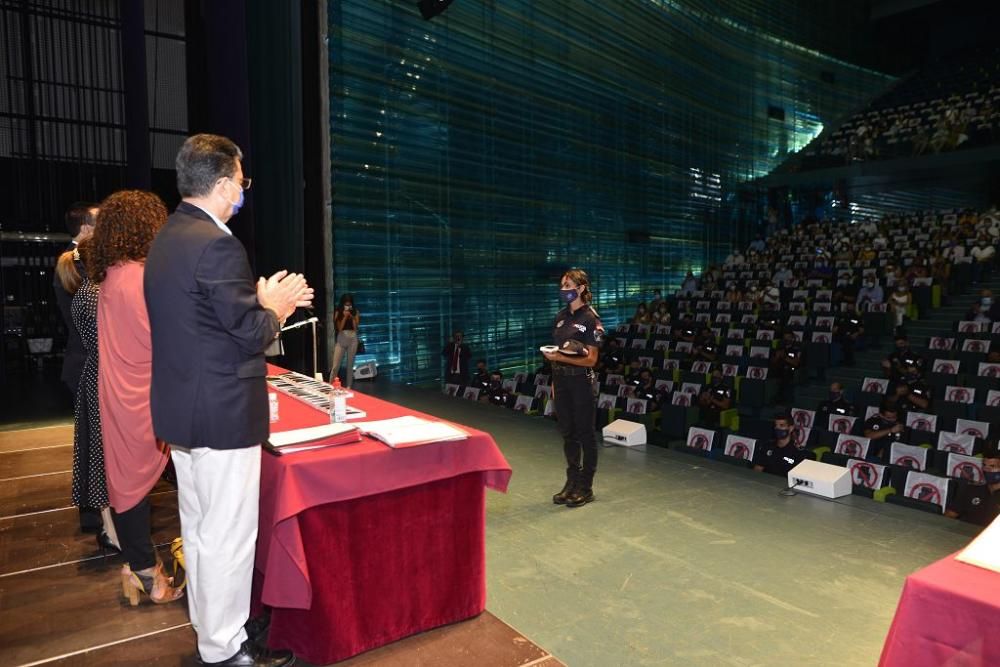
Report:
441,330,471,385
145,134,311,667
52,202,97,393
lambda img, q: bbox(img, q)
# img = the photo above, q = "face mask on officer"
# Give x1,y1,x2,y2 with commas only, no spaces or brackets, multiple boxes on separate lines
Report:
559,287,580,304
774,427,790,440
985,470,1000,485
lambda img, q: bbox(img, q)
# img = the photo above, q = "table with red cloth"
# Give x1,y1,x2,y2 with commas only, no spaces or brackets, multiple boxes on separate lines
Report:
879,552,1000,666
253,368,512,665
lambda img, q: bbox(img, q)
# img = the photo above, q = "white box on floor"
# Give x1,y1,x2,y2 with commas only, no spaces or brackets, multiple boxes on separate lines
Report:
603,419,646,447
788,459,852,499
354,360,377,379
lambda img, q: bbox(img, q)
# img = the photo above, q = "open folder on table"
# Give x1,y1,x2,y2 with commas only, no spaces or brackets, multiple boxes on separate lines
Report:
356,415,468,448
265,422,362,455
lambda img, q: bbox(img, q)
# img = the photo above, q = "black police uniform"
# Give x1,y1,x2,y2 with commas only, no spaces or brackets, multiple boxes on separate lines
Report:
817,395,856,420
834,313,863,364
886,349,924,379
551,303,604,500
897,379,932,413
862,415,905,461
949,483,1000,527
755,441,805,476
699,381,733,426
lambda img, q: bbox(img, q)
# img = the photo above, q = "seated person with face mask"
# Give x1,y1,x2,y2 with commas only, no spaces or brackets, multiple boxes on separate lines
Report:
891,362,932,413
945,443,1000,527
697,370,733,427
882,335,924,381
863,400,907,462
633,369,665,410
965,289,999,323
834,307,864,366
753,414,805,476
817,382,855,419
485,370,515,408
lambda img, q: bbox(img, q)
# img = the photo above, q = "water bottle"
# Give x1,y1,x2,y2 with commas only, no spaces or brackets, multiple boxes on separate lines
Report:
268,392,280,424
331,377,348,423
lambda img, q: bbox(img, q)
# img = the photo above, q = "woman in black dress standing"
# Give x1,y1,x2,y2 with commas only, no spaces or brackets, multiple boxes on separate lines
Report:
543,268,604,508
61,242,115,551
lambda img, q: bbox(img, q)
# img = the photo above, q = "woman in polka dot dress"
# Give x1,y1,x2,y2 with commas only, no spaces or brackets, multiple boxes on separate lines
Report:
70,268,113,548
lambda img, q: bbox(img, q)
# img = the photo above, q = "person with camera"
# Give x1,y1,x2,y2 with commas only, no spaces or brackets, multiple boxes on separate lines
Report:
543,268,603,509
330,293,360,388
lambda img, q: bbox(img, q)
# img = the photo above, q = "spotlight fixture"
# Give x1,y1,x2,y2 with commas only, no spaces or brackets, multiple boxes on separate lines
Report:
417,0,455,20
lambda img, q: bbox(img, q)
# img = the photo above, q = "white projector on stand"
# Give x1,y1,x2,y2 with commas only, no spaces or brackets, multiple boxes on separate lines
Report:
787,459,852,499
602,419,646,447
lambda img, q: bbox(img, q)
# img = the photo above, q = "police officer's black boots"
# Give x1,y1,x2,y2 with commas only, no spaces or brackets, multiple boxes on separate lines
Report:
565,478,594,508
552,472,577,505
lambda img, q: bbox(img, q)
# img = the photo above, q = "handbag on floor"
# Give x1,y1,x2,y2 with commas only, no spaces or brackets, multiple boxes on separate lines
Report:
170,537,187,590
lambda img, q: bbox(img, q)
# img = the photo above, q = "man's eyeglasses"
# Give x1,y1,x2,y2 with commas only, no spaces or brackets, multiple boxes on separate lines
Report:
228,177,252,191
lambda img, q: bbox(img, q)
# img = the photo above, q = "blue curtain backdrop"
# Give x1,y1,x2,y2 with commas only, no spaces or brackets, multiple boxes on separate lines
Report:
327,0,892,384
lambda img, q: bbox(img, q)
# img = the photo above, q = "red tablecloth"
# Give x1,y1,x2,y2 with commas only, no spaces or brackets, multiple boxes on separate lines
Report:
255,369,511,663
879,552,1000,666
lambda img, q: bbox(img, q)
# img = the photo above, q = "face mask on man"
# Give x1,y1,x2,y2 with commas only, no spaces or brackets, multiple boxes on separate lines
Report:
774,428,789,440
985,471,1000,485
983,297,993,307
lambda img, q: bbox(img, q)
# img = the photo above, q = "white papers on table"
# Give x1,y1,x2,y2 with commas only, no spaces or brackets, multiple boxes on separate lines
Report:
956,515,1000,574
356,415,468,448
267,423,360,449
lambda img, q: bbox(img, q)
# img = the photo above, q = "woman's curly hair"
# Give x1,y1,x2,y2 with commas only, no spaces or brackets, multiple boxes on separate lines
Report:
84,190,167,284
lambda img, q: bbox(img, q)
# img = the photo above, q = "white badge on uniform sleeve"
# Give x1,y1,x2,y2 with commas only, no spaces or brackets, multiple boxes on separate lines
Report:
556,320,564,328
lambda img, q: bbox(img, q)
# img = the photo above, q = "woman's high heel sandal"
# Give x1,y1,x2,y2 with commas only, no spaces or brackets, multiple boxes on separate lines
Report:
120,562,184,607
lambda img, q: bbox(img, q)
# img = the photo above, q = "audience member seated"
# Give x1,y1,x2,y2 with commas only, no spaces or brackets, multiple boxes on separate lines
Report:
485,370,515,408
771,331,803,405
632,302,652,324
970,234,996,284
817,382,856,419
698,369,733,427
653,301,671,324
965,288,999,323
680,271,699,295
601,338,625,373
863,400,906,462
471,359,489,389
892,361,932,413
946,443,1000,527
753,414,805,476
855,278,884,308
834,306,864,366
633,369,664,409
882,335,924,380
889,282,912,331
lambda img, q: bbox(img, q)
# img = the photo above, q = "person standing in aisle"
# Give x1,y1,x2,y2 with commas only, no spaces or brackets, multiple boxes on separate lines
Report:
330,293,360,388
543,268,604,508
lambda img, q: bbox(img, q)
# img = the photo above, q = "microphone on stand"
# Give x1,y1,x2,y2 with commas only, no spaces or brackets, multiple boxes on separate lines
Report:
276,317,323,381
281,316,319,332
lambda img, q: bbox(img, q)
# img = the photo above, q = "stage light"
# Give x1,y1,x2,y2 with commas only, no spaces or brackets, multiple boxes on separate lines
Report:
418,0,455,20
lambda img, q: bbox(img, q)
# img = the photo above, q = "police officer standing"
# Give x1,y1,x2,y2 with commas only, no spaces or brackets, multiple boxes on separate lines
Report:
544,268,604,508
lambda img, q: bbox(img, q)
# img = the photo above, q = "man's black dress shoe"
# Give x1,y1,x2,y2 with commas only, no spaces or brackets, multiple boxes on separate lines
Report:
200,640,294,667
552,480,575,505
564,488,594,508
